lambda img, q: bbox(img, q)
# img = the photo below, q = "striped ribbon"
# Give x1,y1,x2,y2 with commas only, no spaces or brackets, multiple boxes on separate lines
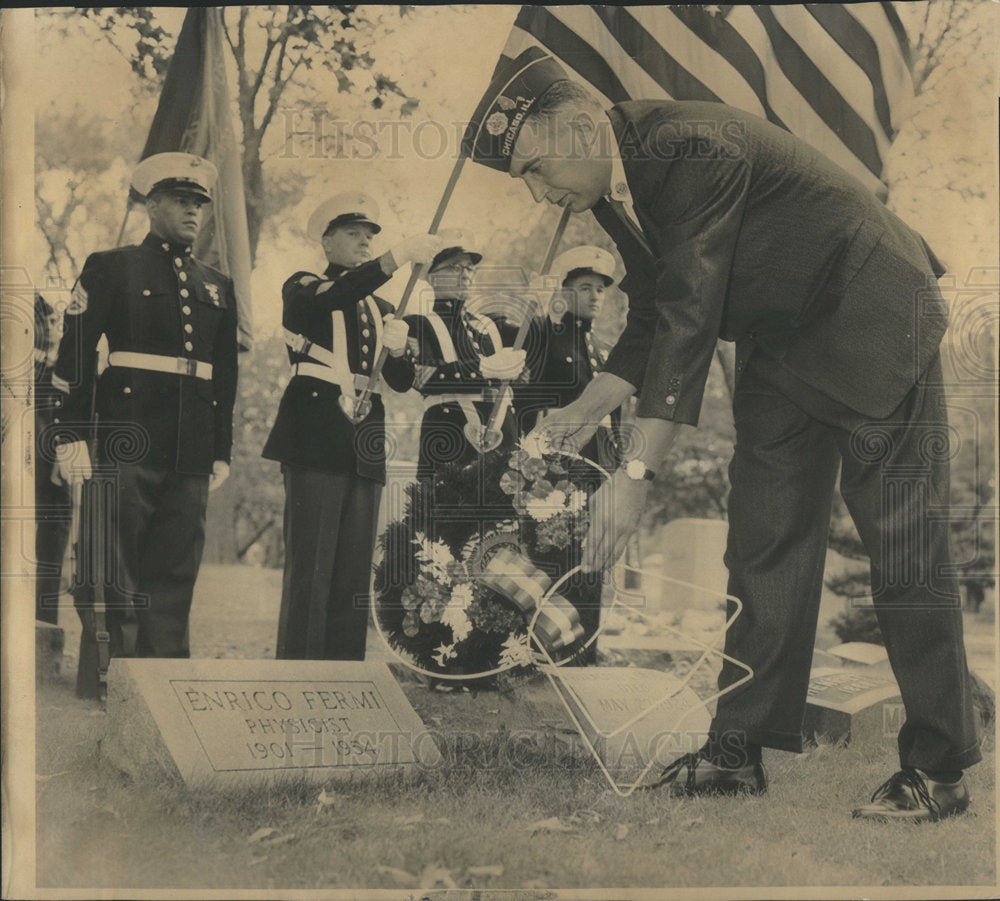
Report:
477,546,585,654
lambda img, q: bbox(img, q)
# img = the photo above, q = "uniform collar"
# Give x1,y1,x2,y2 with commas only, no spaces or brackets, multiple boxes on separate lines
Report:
433,295,462,316
324,262,348,279
142,232,193,257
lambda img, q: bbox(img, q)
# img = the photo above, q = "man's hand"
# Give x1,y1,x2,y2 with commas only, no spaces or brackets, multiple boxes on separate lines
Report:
581,470,650,572
479,347,526,381
389,234,445,269
382,315,409,357
209,460,230,492
54,440,92,485
527,397,601,456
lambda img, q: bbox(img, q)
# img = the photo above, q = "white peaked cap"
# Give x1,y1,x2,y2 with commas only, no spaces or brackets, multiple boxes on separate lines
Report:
552,245,616,286
131,152,217,202
308,192,382,243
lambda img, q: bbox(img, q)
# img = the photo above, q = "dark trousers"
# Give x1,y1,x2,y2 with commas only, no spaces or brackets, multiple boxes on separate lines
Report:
75,464,208,697
36,473,71,625
715,351,981,772
277,467,380,660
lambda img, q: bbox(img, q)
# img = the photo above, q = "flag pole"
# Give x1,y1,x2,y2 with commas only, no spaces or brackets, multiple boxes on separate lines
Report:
350,154,468,423
114,200,134,248
467,205,571,452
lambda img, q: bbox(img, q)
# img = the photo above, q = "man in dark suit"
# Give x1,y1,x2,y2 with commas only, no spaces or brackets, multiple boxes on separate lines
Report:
404,230,527,480
464,49,980,821
52,152,239,697
262,193,439,660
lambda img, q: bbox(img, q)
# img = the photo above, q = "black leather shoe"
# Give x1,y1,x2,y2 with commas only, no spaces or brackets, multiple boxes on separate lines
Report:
648,752,768,796
852,767,970,822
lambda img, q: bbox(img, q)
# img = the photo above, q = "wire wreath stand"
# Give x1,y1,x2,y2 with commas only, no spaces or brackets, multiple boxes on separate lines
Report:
372,449,754,797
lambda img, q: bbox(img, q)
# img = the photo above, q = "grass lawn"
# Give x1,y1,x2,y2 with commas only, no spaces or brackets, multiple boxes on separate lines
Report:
35,676,995,894
34,565,996,895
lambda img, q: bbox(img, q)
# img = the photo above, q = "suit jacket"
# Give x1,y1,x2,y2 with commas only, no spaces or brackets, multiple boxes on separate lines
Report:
599,101,948,424
261,259,414,483
52,233,239,475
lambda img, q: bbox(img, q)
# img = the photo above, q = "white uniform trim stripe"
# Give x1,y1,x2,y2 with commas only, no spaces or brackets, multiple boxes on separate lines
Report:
420,310,460,364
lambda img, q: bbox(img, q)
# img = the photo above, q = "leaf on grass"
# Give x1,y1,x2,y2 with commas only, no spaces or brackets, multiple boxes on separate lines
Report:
315,788,338,812
645,817,661,826
394,812,425,826
419,863,458,889
468,864,504,877
247,827,275,843
528,816,577,834
266,833,297,846
375,865,416,883
248,856,267,866
614,824,629,841
572,808,601,824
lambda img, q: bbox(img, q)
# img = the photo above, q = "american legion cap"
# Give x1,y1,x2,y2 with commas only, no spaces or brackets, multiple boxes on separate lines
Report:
307,192,382,243
552,246,616,287
462,46,570,173
131,152,217,203
430,228,483,272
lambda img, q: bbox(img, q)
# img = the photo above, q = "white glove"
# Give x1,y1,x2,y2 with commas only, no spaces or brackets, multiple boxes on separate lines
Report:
54,440,91,484
209,460,230,492
382,315,410,357
390,234,445,268
479,347,527,381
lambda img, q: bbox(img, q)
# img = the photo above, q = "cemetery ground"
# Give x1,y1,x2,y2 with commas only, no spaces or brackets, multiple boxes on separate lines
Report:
35,563,996,893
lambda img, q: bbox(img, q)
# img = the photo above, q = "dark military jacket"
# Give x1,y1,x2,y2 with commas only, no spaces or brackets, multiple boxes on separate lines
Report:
405,295,525,471
262,259,414,483
52,233,239,475
521,311,623,468
599,101,948,425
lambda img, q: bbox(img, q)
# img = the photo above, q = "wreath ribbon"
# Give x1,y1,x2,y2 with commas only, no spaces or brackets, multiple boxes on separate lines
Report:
477,546,585,653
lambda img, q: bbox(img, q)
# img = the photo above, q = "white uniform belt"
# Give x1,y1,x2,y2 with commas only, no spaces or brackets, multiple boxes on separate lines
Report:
292,362,380,395
108,351,212,380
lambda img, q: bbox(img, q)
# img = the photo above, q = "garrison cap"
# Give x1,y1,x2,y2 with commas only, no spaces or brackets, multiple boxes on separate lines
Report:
429,228,483,272
552,246,616,287
462,46,570,173
132,152,216,203
308,192,382,243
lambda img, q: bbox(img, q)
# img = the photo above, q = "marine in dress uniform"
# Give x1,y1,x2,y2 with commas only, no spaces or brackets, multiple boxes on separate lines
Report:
465,49,980,821
520,246,624,663
34,294,71,625
262,193,438,660
51,153,239,696
521,246,623,471
403,232,527,480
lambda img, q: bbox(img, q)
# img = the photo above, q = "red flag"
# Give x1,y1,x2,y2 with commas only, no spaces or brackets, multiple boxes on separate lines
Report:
138,8,254,350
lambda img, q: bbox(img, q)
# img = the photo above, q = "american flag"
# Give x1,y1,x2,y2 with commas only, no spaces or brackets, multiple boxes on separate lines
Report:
491,4,914,198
